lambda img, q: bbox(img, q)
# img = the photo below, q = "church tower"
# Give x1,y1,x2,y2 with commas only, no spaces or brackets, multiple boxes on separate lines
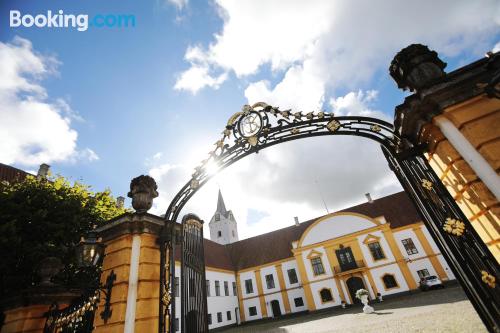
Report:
209,190,239,245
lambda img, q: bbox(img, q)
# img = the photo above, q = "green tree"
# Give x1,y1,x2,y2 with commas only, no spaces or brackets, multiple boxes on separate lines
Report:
0,175,127,298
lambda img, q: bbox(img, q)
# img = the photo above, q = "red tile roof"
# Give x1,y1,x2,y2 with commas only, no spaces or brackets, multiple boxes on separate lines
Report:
224,191,421,271
0,163,30,183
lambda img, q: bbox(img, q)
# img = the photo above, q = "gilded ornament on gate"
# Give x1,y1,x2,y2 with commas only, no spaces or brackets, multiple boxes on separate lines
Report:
190,179,199,190
443,217,465,236
370,124,381,132
327,120,341,132
317,111,325,118
481,270,496,288
421,179,433,190
291,128,300,135
247,136,258,146
214,139,224,149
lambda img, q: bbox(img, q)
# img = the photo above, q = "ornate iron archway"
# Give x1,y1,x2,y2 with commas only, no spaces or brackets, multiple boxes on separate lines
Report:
159,102,499,333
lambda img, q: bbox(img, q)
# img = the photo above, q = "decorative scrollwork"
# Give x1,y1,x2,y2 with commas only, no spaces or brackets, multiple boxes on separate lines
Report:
443,217,465,236
166,102,400,224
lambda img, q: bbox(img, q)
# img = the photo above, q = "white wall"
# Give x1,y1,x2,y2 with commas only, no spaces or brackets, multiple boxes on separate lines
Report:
239,271,258,298
287,288,307,313
356,230,395,267
309,278,341,309
264,293,285,317
242,297,262,321
301,247,333,281
370,264,409,296
173,266,239,331
301,214,377,246
392,229,425,261
206,270,239,329
260,266,280,293
408,258,437,283
281,260,301,289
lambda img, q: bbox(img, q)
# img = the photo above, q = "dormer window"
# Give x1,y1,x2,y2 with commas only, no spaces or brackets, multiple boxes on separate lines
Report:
215,213,220,221
217,231,222,237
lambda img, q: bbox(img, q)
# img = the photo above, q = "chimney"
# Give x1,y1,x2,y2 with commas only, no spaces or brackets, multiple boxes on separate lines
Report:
116,196,125,209
365,193,374,203
294,216,300,226
37,163,50,180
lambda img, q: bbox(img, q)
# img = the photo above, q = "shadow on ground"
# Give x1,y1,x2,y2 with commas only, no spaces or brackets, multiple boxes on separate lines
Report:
216,284,476,333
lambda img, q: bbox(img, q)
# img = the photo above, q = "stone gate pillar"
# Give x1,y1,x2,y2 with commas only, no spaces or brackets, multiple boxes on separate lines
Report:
93,175,164,333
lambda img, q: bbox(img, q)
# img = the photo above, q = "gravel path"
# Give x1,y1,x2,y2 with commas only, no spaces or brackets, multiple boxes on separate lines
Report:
219,285,486,333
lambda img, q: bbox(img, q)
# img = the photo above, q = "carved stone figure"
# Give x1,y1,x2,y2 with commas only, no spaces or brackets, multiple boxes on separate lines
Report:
128,175,159,213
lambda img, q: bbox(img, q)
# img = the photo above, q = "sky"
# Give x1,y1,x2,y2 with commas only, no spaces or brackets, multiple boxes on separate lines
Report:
1,0,499,240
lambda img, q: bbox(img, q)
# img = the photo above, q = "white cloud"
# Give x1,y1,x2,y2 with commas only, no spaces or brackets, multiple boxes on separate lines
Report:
150,90,401,239
167,0,188,10
174,65,227,94
168,1,499,238
0,36,97,166
493,42,500,53
175,0,499,105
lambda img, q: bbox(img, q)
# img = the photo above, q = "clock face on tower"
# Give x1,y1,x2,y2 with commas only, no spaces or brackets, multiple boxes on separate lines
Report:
238,112,262,138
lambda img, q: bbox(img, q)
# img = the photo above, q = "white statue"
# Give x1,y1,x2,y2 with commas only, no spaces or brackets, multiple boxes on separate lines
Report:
355,289,374,314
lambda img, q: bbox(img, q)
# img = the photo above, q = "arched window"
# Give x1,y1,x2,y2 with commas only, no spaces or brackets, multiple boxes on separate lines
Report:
215,213,220,221
382,274,398,289
319,288,333,303
217,231,222,237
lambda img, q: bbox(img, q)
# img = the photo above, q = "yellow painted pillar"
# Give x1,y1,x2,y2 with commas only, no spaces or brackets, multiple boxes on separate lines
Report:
235,273,246,322
412,226,448,280
275,264,291,314
382,228,418,290
254,269,268,318
94,212,165,333
293,253,316,311
93,233,132,333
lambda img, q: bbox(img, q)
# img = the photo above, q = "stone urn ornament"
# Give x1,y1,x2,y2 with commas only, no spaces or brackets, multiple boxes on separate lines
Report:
355,289,374,314
128,175,159,213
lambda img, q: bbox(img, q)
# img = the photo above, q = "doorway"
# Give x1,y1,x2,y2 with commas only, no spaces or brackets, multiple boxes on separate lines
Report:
270,300,282,317
346,276,366,304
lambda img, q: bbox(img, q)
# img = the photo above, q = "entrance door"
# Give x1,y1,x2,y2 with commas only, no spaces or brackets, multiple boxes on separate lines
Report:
270,300,282,317
346,276,366,304
336,247,357,271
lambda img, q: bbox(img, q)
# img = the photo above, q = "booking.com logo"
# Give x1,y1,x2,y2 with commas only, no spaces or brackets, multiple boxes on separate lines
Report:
10,10,135,31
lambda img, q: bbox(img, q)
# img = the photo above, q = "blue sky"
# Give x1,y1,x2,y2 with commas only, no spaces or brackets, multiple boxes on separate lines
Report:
1,0,499,239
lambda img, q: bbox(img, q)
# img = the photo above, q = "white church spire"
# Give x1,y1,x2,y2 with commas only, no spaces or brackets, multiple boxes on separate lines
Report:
209,189,239,245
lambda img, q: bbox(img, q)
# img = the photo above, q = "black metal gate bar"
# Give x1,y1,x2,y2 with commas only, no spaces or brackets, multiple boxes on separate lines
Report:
382,146,500,332
181,214,208,333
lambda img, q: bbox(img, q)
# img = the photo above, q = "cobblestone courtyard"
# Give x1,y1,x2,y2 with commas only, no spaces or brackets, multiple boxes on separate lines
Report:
220,285,486,333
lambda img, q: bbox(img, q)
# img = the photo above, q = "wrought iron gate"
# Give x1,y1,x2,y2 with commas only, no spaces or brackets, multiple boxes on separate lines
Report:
181,214,208,333
159,102,500,333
